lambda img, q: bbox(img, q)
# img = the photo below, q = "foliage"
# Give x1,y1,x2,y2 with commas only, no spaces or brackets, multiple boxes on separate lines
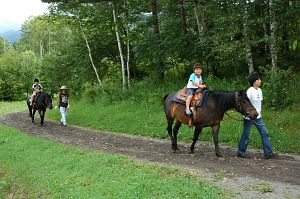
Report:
262,67,297,109
0,0,299,107
0,49,41,100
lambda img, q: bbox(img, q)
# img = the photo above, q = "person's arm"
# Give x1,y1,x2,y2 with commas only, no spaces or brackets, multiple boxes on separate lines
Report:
67,95,70,108
192,82,206,88
56,93,61,107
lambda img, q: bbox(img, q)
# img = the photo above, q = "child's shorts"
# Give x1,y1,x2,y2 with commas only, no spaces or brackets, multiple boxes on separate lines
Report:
187,88,197,96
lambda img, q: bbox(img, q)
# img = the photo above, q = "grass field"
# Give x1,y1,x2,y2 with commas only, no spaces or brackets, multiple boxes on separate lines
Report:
47,97,300,154
0,101,26,116
0,125,228,198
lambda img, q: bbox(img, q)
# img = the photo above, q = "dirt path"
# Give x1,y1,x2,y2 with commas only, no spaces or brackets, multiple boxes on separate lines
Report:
1,112,300,198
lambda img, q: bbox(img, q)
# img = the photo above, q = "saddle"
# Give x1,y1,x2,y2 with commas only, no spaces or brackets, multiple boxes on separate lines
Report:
173,87,208,127
173,87,205,107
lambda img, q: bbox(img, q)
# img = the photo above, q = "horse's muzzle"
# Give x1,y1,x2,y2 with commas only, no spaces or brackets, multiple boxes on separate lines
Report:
49,105,53,110
246,112,258,120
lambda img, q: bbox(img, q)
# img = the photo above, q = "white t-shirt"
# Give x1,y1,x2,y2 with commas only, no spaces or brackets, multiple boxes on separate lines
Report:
187,73,203,88
246,87,263,118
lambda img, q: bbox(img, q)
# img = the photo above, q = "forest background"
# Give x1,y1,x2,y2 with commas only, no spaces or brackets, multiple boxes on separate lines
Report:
0,0,299,109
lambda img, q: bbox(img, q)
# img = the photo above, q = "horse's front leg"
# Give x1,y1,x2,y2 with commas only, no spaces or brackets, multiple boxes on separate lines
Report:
212,124,222,157
32,109,36,123
172,120,182,151
190,125,202,154
39,109,45,126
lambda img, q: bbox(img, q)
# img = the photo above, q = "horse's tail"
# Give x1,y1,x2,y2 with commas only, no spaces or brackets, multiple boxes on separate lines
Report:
163,93,171,105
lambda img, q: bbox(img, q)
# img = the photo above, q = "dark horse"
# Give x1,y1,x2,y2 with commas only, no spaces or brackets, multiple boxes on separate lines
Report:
27,92,53,125
163,89,258,157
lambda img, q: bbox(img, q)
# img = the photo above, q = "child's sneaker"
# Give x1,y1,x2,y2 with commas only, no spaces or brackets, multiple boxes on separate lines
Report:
185,109,192,115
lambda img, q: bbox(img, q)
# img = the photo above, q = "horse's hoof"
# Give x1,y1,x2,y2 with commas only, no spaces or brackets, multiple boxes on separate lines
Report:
216,154,223,157
189,150,194,154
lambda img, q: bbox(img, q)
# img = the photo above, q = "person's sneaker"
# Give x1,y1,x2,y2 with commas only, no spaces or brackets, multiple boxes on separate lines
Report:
185,109,192,115
264,153,279,159
237,153,250,158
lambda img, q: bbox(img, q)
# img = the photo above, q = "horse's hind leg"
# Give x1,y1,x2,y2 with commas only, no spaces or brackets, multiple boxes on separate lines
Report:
166,118,176,150
28,106,32,118
172,120,182,151
190,125,203,154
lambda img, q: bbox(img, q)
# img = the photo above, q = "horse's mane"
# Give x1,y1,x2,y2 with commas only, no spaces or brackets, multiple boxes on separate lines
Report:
206,89,237,110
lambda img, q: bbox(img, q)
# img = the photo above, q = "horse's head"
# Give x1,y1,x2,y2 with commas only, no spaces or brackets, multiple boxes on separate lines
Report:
45,92,53,110
235,90,258,120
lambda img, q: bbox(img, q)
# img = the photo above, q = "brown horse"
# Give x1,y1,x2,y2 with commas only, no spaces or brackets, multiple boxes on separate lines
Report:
163,89,258,157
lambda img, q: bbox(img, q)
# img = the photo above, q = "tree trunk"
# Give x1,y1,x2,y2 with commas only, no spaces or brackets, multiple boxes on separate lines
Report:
48,28,51,55
77,12,102,85
179,0,187,33
112,2,126,90
269,0,278,69
151,0,164,80
124,0,130,88
281,0,290,59
243,1,254,74
126,25,130,88
40,39,43,59
198,0,209,34
194,5,201,36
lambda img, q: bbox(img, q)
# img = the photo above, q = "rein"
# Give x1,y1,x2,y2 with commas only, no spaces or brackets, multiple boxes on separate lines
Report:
225,112,244,122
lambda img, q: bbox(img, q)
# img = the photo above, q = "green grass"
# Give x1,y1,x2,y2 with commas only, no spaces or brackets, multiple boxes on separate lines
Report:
47,97,300,154
0,101,26,116
0,125,228,198
245,183,274,193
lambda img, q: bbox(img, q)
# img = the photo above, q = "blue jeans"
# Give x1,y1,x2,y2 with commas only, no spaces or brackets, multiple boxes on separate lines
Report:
237,117,273,156
187,88,197,96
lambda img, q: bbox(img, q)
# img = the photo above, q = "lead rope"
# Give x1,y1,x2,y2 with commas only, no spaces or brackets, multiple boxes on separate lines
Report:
225,112,244,122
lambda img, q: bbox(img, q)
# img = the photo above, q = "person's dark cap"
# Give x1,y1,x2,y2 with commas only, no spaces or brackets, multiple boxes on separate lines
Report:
34,79,39,82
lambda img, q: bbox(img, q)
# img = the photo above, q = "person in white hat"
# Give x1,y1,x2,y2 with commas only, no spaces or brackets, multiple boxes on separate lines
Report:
55,86,70,127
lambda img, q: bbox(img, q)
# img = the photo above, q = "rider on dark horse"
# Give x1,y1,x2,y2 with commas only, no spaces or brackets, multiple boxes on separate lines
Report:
182,63,207,127
30,79,43,107
185,63,206,116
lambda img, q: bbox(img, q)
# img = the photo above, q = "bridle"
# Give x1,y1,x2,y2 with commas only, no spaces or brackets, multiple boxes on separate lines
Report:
229,91,257,121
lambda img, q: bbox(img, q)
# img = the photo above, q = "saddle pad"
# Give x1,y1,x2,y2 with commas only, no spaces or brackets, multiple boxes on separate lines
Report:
175,87,188,102
172,88,208,107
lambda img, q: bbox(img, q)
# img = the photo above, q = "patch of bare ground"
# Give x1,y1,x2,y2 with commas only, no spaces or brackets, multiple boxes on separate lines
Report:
1,112,299,198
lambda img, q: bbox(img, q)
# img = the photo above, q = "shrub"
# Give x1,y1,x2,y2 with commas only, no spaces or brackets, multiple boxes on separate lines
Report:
262,67,296,109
